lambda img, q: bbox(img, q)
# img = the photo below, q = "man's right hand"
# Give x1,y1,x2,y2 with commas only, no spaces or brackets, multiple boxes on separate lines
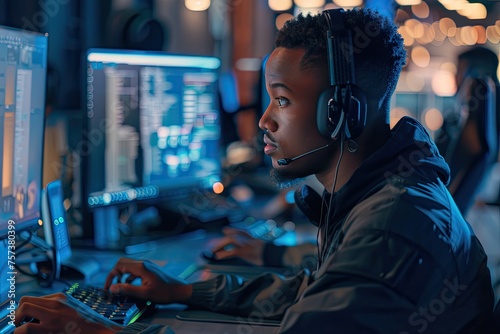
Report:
210,227,266,266
104,258,192,304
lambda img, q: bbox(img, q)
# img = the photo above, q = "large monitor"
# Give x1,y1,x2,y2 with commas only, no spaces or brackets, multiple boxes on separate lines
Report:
83,49,223,211
0,26,48,238
0,25,48,332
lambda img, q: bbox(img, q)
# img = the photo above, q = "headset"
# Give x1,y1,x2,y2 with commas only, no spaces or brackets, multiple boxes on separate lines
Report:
316,9,367,141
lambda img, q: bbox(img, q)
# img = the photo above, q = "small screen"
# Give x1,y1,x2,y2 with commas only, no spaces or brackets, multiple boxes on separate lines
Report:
84,49,222,208
0,26,48,238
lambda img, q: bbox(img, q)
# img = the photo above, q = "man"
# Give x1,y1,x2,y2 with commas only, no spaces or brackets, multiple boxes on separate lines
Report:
15,8,494,334
435,46,499,215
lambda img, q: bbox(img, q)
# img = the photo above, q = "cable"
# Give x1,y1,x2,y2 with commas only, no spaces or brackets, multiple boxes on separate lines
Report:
17,230,58,287
317,129,347,267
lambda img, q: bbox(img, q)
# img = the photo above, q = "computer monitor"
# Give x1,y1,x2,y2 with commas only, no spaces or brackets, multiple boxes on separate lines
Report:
0,26,48,237
82,49,223,220
0,25,48,331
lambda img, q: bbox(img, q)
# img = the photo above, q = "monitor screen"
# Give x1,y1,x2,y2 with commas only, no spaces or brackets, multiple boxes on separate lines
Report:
84,49,223,209
0,26,48,238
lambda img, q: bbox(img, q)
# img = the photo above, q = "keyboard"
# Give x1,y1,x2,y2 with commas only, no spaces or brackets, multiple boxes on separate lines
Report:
65,283,151,326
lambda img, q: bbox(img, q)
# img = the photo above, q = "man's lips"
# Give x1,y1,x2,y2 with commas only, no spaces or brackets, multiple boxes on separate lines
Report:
263,135,278,155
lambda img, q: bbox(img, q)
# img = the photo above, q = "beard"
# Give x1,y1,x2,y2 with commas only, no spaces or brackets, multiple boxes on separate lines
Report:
269,168,306,190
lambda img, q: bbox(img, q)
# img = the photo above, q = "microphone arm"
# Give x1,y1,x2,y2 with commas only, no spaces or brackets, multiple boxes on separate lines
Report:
277,143,331,166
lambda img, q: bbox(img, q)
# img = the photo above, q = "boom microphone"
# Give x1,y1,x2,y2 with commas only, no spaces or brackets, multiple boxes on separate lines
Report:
277,143,332,166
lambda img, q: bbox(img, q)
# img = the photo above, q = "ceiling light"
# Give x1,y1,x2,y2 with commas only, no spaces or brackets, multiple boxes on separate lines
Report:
185,0,211,11
458,3,487,20
295,0,325,7
396,0,422,5
333,0,363,7
268,0,293,11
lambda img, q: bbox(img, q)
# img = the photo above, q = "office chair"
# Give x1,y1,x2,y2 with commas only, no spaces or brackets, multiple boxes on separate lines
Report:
436,76,499,216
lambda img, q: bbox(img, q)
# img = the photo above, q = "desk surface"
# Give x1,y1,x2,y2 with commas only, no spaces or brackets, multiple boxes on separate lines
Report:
16,227,306,333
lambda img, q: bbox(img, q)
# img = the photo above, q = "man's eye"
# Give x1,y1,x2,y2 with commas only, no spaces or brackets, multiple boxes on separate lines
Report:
276,97,288,107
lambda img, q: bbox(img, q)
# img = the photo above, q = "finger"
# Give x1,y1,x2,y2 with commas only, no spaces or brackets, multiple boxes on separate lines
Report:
222,227,253,238
109,283,146,300
14,323,44,334
32,292,66,300
125,275,138,284
15,300,77,334
18,294,66,308
104,271,121,290
213,247,240,260
211,236,240,253
15,301,51,327
104,258,138,289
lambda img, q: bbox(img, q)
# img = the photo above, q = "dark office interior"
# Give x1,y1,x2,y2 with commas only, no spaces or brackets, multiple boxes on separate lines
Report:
1,0,500,333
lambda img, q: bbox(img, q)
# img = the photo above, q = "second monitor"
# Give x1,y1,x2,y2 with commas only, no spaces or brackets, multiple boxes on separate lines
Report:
84,49,222,205
82,49,224,244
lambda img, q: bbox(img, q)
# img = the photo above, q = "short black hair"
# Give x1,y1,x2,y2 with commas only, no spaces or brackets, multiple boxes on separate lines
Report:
274,8,406,109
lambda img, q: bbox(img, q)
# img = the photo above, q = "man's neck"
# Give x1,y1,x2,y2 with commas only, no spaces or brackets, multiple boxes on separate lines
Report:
317,114,391,193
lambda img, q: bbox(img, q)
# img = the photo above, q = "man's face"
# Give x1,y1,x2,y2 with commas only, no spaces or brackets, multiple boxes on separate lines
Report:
259,47,333,185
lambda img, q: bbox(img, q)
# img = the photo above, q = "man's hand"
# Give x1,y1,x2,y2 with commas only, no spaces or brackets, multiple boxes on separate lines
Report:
104,258,192,304
14,293,119,334
210,227,266,266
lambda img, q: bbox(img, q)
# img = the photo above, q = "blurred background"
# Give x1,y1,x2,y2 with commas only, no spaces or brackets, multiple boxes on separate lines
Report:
1,0,499,136
1,0,499,286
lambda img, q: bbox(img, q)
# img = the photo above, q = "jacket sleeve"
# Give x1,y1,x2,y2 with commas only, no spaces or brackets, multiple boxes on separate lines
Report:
187,269,310,320
115,271,310,333
263,243,317,270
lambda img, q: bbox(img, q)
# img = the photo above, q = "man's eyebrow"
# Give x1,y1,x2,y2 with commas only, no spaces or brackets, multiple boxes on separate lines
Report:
269,82,294,93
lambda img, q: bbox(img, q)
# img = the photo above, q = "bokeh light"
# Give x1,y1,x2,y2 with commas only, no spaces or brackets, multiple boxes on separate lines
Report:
412,1,430,18
422,108,444,131
431,70,456,96
411,46,431,68
276,13,294,30
406,71,426,92
295,0,325,7
184,0,210,11
268,0,293,11
213,181,224,194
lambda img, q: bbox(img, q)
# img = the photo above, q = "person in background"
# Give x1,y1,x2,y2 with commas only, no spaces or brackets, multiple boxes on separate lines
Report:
435,46,499,214
15,8,495,334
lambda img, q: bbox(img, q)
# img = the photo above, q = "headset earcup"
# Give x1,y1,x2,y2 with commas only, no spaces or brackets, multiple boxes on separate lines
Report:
346,85,367,139
317,85,367,140
317,86,341,139
294,185,323,226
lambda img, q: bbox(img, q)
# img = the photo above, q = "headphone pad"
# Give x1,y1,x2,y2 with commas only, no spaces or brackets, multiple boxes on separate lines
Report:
346,85,367,139
316,85,367,140
316,86,341,139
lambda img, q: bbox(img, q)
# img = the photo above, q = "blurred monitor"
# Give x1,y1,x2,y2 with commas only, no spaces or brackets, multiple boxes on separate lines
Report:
83,49,222,211
0,25,48,331
260,54,270,117
0,26,48,237
259,54,271,167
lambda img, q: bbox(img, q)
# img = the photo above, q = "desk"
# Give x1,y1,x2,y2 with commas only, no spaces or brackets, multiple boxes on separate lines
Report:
16,228,292,333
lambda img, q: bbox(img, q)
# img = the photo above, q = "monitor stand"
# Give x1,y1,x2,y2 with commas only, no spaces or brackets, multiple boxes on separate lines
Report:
20,231,100,285
60,254,100,284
